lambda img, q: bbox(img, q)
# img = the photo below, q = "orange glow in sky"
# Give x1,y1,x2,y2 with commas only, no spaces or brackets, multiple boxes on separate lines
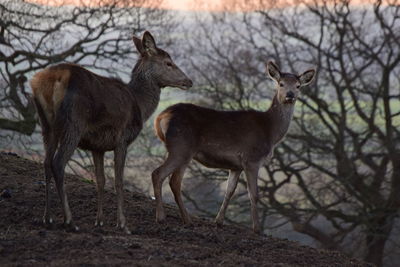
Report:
158,0,383,11
157,0,270,11
163,0,192,10
29,0,383,12
29,0,272,11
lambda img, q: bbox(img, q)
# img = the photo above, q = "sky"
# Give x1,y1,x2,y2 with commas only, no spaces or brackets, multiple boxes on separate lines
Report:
30,0,275,11
154,0,272,11
29,0,381,11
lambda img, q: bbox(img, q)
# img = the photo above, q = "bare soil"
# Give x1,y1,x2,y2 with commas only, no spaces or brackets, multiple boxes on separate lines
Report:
0,152,371,266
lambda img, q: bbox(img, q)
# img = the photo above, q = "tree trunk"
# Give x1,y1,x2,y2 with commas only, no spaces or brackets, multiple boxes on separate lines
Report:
364,217,394,266
365,235,386,266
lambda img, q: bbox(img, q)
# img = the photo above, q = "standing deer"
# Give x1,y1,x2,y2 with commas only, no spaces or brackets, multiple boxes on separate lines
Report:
30,31,192,233
152,61,316,233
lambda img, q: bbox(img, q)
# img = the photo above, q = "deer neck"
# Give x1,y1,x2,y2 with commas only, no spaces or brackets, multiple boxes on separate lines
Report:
266,94,295,145
129,65,161,122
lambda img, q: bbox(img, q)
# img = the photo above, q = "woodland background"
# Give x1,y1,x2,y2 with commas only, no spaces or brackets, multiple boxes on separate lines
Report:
0,0,399,266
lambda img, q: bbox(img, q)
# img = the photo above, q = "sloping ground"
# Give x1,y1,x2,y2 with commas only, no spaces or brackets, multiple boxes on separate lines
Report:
0,152,370,266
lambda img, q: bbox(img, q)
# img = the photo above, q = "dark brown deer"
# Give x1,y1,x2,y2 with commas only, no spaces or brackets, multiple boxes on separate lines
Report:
30,31,192,234
152,61,316,233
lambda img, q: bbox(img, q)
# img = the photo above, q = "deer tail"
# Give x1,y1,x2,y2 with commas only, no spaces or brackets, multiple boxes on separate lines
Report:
30,68,71,124
154,111,172,143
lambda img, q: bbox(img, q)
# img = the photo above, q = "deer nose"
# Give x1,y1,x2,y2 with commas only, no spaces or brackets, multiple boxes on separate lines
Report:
286,91,295,99
184,78,193,88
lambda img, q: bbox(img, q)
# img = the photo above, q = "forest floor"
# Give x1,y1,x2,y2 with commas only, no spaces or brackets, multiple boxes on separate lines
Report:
0,152,371,266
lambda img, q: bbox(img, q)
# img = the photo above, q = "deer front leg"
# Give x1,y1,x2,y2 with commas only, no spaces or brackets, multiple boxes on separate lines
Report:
169,165,191,225
215,170,242,226
114,144,130,234
92,151,105,227
244,165,261,234
152,154,184,223
151,165,170,223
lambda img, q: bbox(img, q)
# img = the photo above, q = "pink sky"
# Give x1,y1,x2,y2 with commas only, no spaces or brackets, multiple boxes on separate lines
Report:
29,0,382,11
157,0,271,11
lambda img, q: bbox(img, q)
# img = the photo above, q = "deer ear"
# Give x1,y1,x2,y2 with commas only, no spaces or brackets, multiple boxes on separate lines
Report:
266,61,281,82
142,31,158,56
298,69,316,87
132,35,145,56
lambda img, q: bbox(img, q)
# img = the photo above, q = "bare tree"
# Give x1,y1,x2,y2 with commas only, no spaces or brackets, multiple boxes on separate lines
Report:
179,1,400,266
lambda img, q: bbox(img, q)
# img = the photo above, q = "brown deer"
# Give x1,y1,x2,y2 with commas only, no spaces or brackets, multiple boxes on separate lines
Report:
30,31,192,234
152,61,316,233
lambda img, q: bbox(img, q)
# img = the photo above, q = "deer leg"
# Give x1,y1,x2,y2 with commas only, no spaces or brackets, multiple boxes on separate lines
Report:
35,98,58,226
169,165,191,225
152,154,188,223
215,170,242,226
113,144,130,234
92,151,105,227
244,166,261,234
42,131,58,226
52,127,81,231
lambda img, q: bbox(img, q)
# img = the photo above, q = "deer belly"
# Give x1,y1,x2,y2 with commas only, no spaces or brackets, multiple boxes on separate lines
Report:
78,128,120,151
194,151,242,170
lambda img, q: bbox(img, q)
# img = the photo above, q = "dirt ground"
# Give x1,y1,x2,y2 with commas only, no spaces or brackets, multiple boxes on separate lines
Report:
0,152,371,266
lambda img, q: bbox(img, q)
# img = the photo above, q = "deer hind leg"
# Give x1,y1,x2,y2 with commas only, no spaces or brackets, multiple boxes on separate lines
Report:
42,130,58,226
152,152,191,223
113,144,130,234
244,165,261,234
215,170,242,226
92,151,105,227
169,164,191,225
33,97,58,226
51,121,83,231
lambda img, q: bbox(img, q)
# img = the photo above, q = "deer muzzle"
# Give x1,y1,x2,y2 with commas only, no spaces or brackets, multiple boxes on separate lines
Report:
176,78,193,90
285,91,296,103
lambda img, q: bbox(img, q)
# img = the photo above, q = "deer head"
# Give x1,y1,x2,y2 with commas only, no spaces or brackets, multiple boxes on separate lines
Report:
132,31,192,90
267,61,316,104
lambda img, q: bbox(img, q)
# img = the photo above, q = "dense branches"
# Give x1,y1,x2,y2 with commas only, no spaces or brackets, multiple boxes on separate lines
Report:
183,1,400,265
1,0,399,265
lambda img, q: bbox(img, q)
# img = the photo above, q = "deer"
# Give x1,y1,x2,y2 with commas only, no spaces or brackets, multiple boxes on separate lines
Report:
30,31,192,234
152,61,316,233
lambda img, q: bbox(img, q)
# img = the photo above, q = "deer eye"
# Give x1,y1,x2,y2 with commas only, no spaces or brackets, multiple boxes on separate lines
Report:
279,82,284,87
166,62,173,67
296,85,300,89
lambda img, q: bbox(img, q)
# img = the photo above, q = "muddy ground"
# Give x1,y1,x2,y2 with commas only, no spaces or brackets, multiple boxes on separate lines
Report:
0,152,371,266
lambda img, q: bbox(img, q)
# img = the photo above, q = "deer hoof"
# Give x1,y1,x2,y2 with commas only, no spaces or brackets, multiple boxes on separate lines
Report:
116,223,131,234
156,219,165,225
64,222,79,232
123,227,132,235
42,216,54,225
42,216,55,229
215,217,224,227
183,217,193,226
156,210,166,223
253,226,261,235
95,220,104,227
215,221,224,228
156,217,166,223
